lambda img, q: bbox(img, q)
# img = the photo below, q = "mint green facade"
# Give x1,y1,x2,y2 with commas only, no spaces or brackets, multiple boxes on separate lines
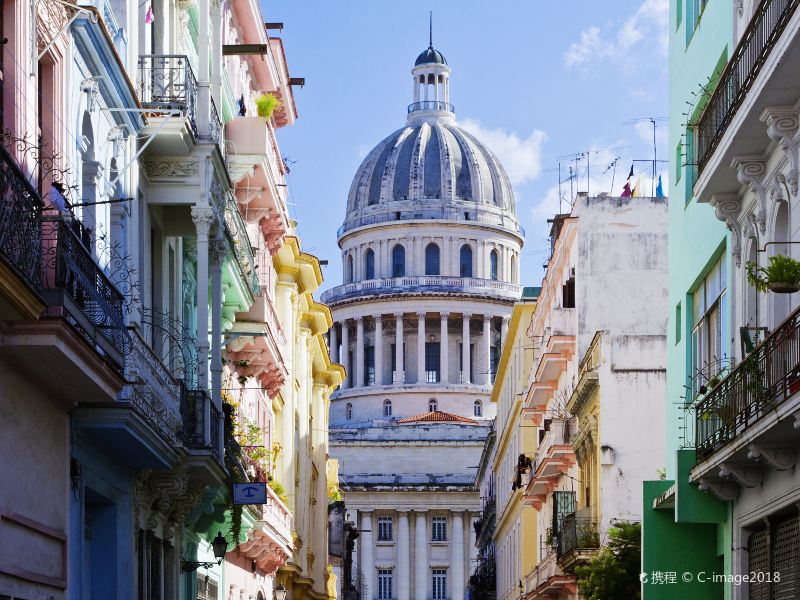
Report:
641,2,735,598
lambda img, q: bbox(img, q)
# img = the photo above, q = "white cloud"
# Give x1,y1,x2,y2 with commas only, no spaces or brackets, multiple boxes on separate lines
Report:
459,118,547,187
634,120,668,147
564,0,668,70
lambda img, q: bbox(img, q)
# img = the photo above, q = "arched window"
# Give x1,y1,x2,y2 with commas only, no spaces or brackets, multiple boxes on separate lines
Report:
429,398,438,412
364,248,375,280
392,244,406,277
489,249,499,281
347,254,354,283
474,400,482,417
383,399,392,417
510,254,516,284
425,243,440,275
460,245,473,277
346,402,353,420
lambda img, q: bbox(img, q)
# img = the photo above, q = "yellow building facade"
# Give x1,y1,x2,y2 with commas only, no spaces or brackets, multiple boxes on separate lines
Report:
491,291,540,600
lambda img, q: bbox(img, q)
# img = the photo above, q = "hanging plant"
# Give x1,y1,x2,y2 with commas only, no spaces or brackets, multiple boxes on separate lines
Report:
255,93,281,119
746,255,800,293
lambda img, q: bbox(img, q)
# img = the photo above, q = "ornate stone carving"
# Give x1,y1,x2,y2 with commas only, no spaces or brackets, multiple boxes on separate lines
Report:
709,193,743,266
747,444,796,470
144,160,199,178
732,156,768,234
719,464,762,488
761,107,799,197
191,206,217,237
698,478,739,501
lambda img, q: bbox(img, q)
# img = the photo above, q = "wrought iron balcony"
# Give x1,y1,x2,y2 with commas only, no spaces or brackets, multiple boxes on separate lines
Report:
408,100,454,113
40,218,128,365
224,193,259,297
0,146,43,291
137,54,198,136
695,305,800,461
694,0,799,176
180,382,221,461
556,512,599,563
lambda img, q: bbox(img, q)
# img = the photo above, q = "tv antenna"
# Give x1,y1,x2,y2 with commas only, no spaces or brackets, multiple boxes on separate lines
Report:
623,117,667,195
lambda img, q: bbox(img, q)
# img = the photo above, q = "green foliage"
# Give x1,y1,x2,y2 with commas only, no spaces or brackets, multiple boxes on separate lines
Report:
255,93,281,119
575,521,641,600
746,255,800,292
328,486,342,502
269,479,289,503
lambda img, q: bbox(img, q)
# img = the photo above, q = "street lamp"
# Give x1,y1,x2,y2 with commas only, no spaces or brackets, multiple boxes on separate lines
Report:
274,584,288,600
181,532,229,572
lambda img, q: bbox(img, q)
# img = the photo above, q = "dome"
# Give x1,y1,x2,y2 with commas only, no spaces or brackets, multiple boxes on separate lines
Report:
415,46,447,66
346,120,516,216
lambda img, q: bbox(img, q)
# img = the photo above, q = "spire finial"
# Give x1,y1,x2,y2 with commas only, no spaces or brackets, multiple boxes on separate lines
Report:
429,11,433,48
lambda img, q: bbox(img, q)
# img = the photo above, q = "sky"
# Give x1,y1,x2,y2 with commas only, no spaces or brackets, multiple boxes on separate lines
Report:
266,0,669,290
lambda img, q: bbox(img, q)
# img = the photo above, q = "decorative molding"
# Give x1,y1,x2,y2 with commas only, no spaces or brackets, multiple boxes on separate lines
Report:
144,160,199,178
761,106,799,197
191,206,217,237
709,193,743,266
719,464,762,488
732,156,768,233
747,444,796,470
698,478,739,501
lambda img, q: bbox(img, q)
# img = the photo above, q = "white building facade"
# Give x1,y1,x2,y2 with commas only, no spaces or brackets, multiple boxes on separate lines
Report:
322,43,524,600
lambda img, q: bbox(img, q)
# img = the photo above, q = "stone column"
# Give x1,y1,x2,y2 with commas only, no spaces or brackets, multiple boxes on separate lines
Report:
397,510,411,600
417,312,426,384
501,316,510,349
468,511,478,569
440,313,449,384
414,511,428,600
356,316,364,388
461,314,471,384
375,315,383,386
361,512,374,600
191,207,214,398
210,238,225,454
482,315,492,386
330,322,339,364
341,319,350,388
395,313,404,384
451,511,465,600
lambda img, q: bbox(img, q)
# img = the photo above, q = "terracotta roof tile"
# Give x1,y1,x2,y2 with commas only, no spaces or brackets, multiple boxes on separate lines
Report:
397,410,479,425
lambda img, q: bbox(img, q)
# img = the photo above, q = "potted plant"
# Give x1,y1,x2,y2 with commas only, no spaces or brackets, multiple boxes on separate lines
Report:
255,93,281,119
746,255,800,293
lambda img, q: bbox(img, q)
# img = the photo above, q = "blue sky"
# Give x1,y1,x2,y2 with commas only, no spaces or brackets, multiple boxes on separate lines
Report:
266,0,669,289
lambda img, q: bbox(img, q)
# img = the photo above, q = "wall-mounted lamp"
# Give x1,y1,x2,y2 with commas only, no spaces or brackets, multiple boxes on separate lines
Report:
181,532,228,572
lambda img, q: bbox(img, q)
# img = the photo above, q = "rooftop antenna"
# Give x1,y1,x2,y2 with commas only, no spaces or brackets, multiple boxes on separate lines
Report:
603,156,621,195
624,117,667,195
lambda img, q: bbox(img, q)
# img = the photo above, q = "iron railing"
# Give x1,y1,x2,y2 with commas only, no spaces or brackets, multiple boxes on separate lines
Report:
181,380,221,461
338,208,524,237
207,94,223,146
321,276,523,304
694,0,799,176
556,513,599,559
695,306,800,461
0,146,43,289
223,193,259,296
40,219,128,361
137,55,198,136
408,100,454,113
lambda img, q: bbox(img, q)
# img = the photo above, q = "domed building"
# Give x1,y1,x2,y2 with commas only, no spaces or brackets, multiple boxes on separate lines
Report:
322,41,524,600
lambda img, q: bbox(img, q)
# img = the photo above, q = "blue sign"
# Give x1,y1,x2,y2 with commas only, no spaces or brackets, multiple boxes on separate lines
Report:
232,482,267,505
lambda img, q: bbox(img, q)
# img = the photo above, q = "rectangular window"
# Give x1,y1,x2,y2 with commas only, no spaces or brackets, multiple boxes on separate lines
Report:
432,569,447,600
431,517,447,541
562,276,576,308
676,0,682,30
377,516,393,542
552,490,576,537
675,302,682,343
747,514,800,599
197,574,219,600
365,345,375,386
378,569,393,600
691,254,728,396
425,342,440,383
688,0,708,41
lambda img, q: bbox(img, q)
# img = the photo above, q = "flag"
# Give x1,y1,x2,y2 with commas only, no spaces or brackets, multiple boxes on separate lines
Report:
656,174,664,197
632,177,643,197
145,4,154,24
620,165,633,197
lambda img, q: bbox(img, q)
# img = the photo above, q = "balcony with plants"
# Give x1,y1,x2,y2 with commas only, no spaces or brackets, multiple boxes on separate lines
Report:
555,508,600,572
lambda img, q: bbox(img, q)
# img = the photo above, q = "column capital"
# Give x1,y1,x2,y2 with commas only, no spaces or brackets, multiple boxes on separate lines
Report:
210,238,227,265
413,508,428,514
440,312,449,320
502,315,511,323
417,311,426,319
191,206,217,236
462,313,472,320
396,508,412,514
355,315,364,323
483,314,491,323
375,313,383,323
394,312,404,319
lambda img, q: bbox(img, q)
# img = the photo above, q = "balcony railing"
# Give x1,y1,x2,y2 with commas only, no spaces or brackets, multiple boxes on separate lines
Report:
425,370,440,383
695,305,800,461
337,208,524,237
556,512,599,560
120,328,183,444
321,276,523,304
180,382,221,460
137,54,198,136
40,218,128,363
224,193,259,296
408,100,454,113
694,0,800,176
207,95,223,146
0,146,43,290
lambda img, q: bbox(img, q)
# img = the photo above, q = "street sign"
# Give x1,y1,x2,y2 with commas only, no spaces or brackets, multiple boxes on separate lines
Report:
232,482,267,505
